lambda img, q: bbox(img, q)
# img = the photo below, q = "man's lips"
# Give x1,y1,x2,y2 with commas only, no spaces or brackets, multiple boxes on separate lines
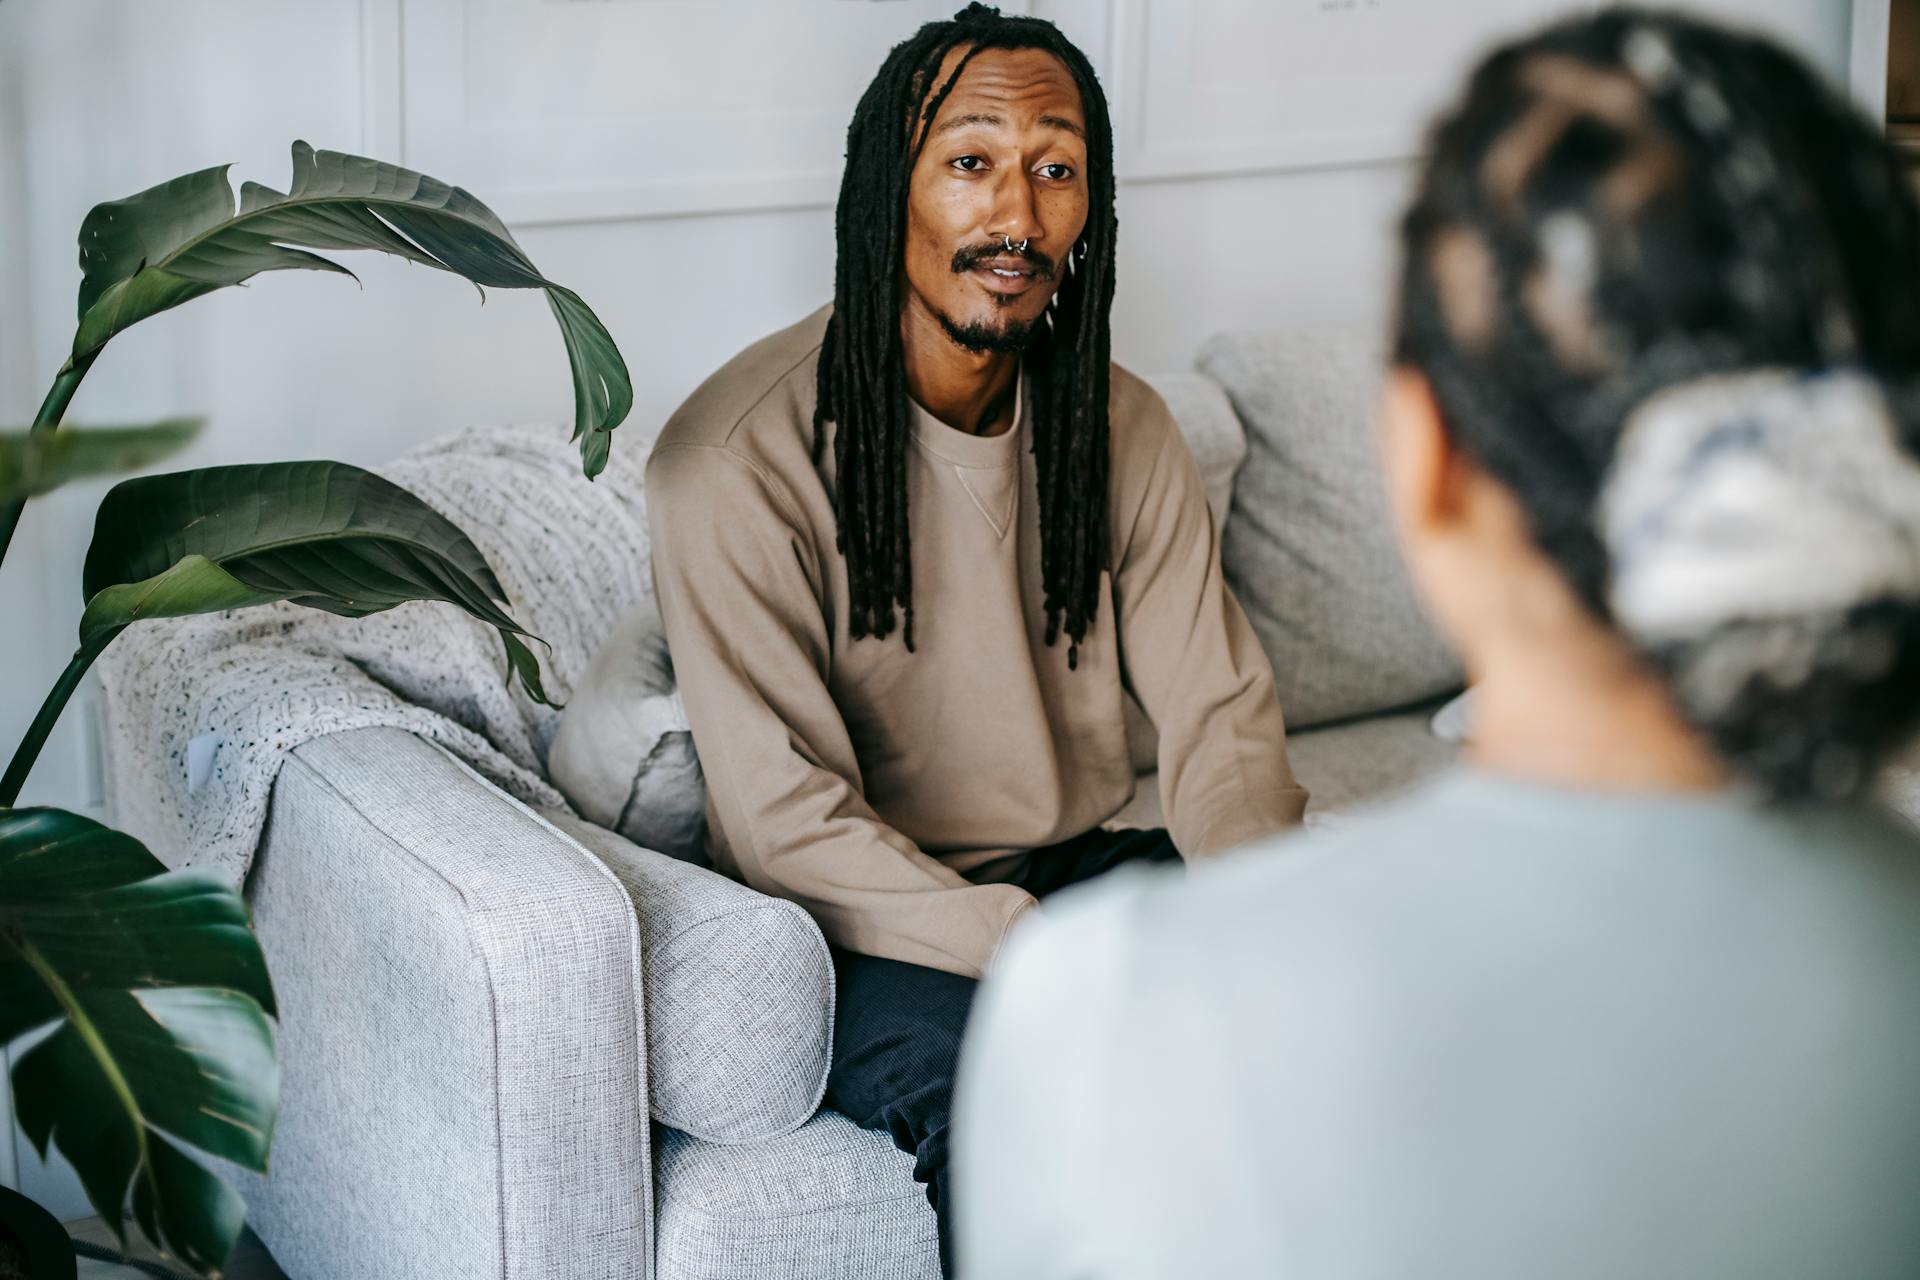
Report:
968,255,1045,294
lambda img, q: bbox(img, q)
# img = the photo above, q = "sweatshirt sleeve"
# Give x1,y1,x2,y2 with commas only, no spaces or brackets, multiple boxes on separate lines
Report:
647,441,1035,979
1111,404,1309,857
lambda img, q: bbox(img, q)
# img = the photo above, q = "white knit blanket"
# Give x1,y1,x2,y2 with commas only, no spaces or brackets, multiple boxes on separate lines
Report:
95,422,657,883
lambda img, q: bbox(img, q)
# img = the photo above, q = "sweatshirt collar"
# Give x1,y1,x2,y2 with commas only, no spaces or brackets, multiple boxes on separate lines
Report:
908,367,1026,469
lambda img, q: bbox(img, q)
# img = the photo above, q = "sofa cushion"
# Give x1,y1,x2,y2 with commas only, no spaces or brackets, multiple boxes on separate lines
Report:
1112,705,1457,833
655,1110,937,1280
1282,704,1460,817
1201,329,1464,729
549,597,709,864
540,808,833,1145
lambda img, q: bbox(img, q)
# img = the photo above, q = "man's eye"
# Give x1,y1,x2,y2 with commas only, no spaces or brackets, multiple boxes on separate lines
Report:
1039,163,1074,181
953,156,986,172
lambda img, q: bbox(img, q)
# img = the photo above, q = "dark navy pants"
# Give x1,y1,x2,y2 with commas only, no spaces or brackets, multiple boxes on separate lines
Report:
823,826,1181,1276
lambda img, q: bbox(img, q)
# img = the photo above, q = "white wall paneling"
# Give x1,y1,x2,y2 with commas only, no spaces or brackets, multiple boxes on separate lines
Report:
361,0,405,159
1852,0,1893,116
364,0,1030,226
1109,0,1871,184
1677,0,1860,88
1108,0,1594,183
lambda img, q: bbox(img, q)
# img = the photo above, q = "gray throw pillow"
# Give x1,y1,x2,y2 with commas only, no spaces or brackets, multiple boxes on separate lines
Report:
1201,328,1463,729
549,597,709,864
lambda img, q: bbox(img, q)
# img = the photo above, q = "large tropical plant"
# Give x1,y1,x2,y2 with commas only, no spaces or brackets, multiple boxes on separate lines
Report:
0,141,631,1276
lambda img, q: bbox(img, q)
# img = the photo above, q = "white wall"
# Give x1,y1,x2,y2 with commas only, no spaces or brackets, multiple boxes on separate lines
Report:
0,0,1867,1224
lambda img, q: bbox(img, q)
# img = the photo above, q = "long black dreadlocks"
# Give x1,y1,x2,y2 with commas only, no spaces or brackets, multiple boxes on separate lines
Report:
814,2,1118,668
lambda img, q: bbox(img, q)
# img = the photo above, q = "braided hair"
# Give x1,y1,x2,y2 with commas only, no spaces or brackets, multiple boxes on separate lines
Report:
815,2,1118,667
1395,8,1920,798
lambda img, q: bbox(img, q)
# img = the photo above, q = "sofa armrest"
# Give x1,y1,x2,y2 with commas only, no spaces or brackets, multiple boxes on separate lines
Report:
537,807,834,1146
240,726,651,1280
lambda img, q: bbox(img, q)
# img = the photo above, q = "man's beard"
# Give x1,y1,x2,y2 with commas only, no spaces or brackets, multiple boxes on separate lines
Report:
936,310,1038,354
934,240,1059,354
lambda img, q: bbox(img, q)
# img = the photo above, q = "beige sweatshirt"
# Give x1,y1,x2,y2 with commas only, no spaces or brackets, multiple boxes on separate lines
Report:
647,307,1306,978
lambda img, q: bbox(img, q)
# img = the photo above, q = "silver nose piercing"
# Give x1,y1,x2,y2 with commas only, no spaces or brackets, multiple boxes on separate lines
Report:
1003,234,1029,252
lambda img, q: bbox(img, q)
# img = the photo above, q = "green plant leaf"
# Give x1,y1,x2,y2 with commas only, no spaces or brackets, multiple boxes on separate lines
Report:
77,555,281,645
0,813,168,1045
133,1132,250,1274
0,419,202,506
11,1031,140,1246
72,141,631,477
0,808,276,1272
0,811,273,1042
0,872,277,1045
0,805,168,899
78,460,551,704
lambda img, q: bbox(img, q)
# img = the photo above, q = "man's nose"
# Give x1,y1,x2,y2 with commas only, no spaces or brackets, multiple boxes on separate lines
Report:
984,169,1042,252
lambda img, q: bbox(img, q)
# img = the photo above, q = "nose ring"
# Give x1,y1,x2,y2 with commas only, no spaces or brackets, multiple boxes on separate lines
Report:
1003,234,1029,253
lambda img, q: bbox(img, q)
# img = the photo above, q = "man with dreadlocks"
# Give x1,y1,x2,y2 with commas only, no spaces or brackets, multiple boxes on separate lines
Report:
646,6,1305,1266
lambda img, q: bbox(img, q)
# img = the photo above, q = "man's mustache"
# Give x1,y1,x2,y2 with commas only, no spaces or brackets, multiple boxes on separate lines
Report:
950,242,1057,279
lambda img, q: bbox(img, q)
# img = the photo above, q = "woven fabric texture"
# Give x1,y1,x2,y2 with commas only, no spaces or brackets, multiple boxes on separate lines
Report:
240,727,651,1280
542,806,834,1143
95,420,656,883
656,1111,938,1280
1202,329,1463,728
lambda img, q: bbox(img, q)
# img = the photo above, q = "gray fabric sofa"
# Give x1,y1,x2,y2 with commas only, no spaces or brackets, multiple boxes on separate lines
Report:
234,331,1468,1279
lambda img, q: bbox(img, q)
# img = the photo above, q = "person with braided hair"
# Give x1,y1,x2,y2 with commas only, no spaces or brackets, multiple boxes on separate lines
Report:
644,6,1304,1268
958,9,1920,1278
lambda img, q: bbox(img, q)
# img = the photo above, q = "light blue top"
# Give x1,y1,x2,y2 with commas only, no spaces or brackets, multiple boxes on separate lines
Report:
954,767,1920,1279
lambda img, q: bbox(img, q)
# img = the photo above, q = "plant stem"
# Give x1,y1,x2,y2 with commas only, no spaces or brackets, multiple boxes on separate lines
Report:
0,354,98,565
1,632,113,809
